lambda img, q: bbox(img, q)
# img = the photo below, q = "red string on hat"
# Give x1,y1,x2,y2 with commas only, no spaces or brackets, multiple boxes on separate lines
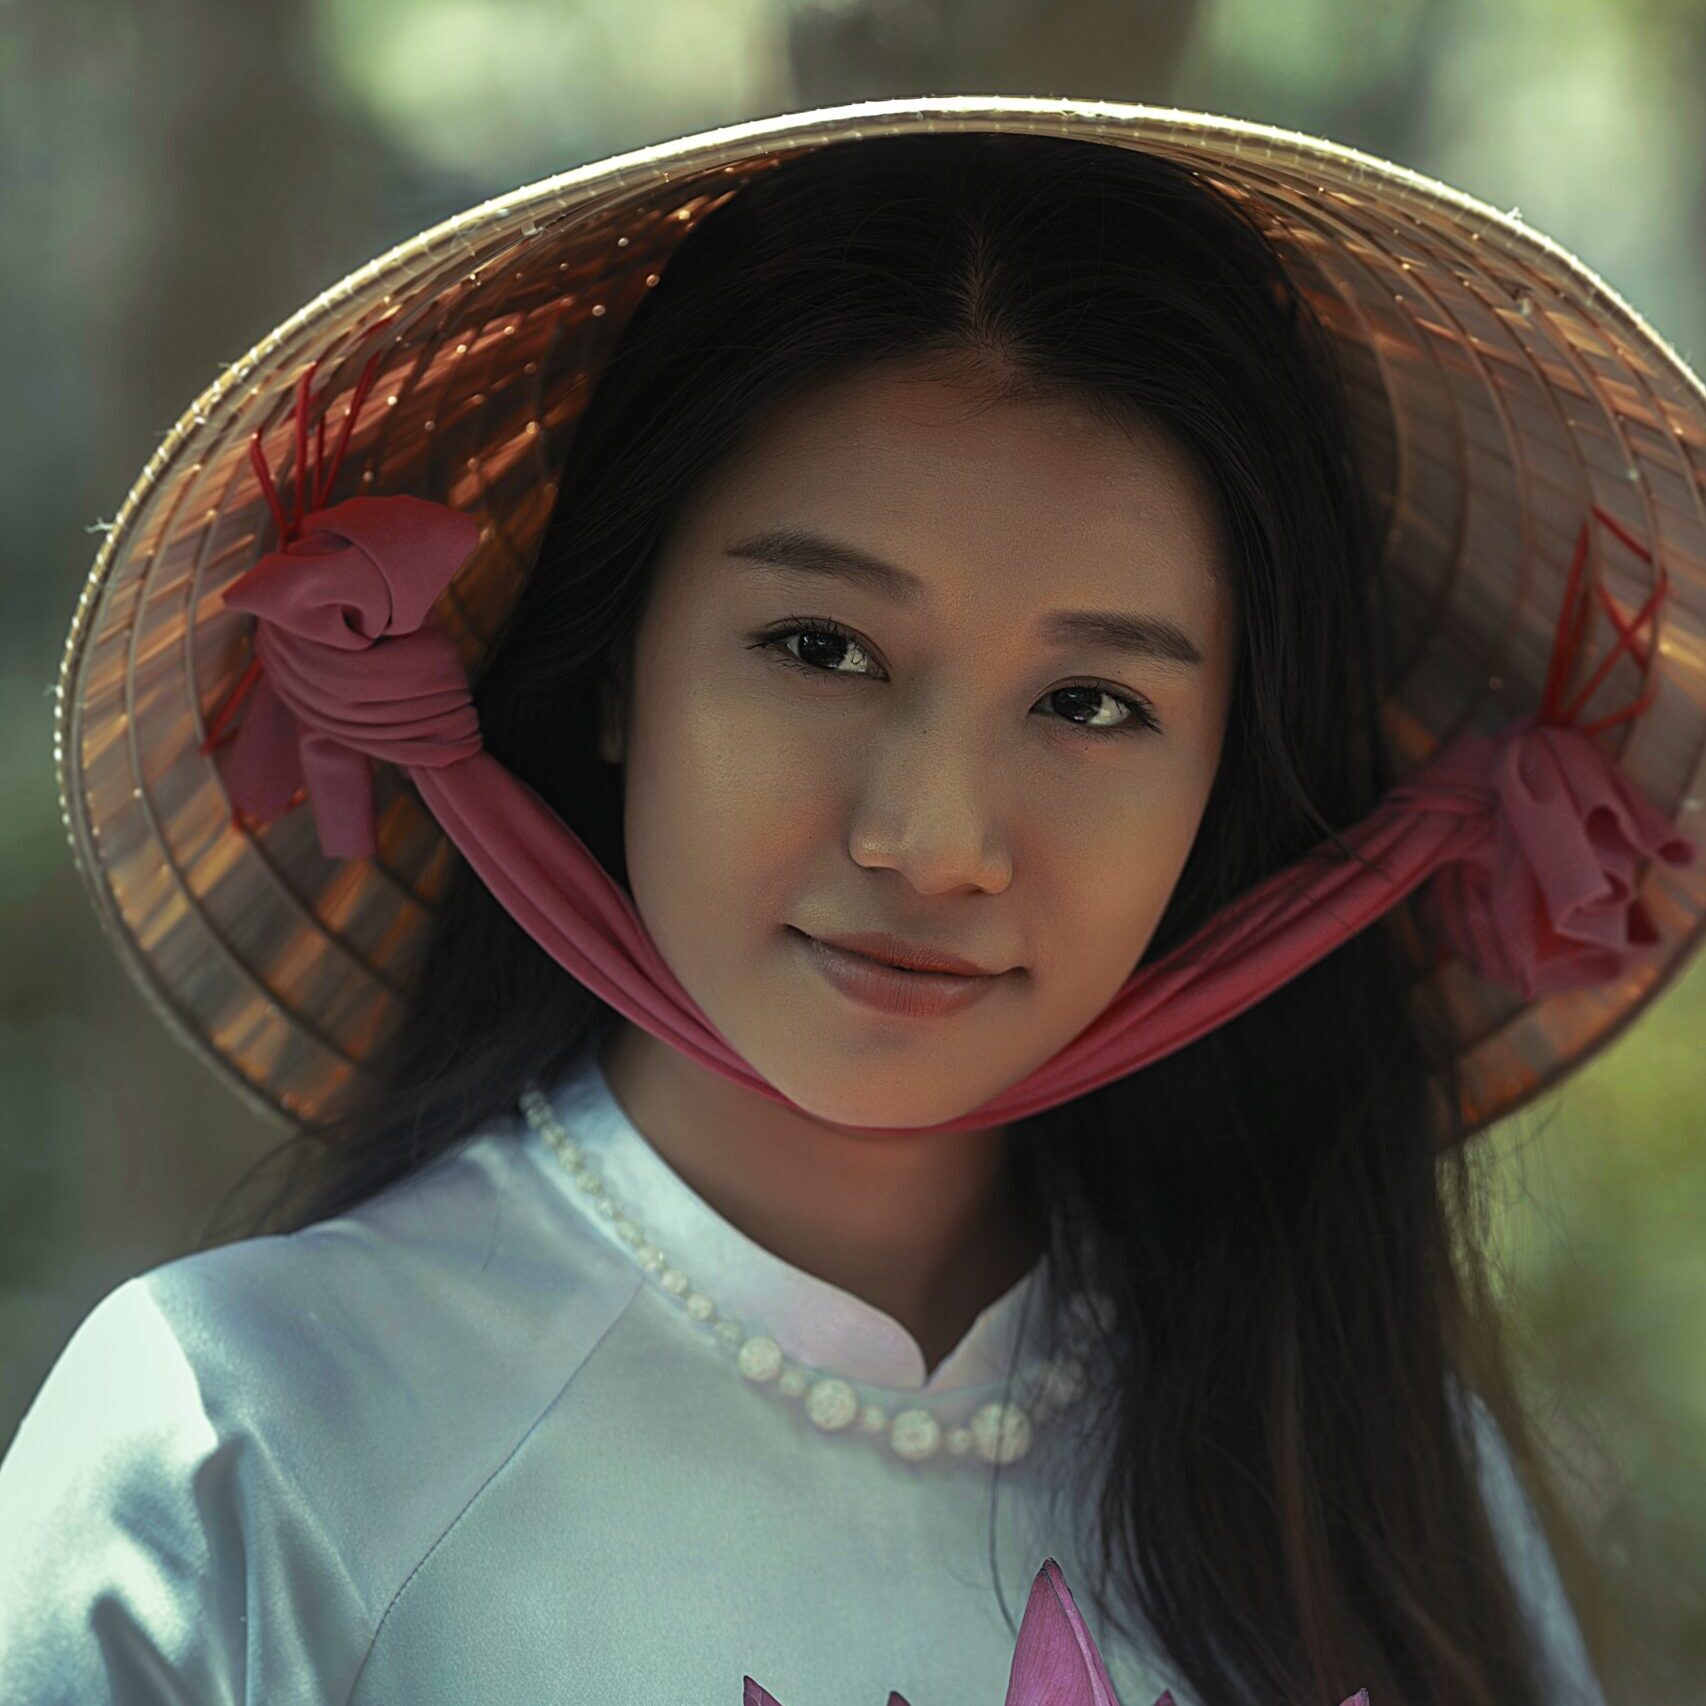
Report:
1541,502,1669,736
196,365,1698,1132
200,349,387,790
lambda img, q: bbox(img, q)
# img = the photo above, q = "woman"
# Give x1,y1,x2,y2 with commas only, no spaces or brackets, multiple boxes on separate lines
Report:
5,103,1700,1706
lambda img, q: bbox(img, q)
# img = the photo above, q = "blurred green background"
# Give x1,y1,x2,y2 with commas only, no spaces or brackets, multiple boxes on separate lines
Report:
3,0,1703,1698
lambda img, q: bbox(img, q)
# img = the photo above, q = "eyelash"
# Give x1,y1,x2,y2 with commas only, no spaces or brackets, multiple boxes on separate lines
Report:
748,615,1162,740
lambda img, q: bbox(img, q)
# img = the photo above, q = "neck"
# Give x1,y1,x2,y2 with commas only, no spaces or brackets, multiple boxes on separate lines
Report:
595,1020,1045,1375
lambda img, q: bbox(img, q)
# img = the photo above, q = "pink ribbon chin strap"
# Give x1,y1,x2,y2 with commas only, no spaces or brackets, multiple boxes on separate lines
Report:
202,362,1698,1131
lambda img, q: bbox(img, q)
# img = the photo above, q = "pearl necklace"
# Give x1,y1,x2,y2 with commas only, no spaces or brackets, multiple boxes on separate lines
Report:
519,1084,1099,1468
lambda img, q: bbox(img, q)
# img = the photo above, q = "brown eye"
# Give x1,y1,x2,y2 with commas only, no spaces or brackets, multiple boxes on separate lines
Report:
1045,684,1162,736
750,617,1163,740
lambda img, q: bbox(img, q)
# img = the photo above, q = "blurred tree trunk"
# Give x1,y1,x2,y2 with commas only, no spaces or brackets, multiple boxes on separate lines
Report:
786,0,1203,105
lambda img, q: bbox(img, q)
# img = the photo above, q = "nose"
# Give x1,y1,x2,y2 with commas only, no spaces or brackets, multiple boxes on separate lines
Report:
846,715,1014,895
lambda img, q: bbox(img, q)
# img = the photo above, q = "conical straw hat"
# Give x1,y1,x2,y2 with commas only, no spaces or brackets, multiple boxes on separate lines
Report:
55,95,1706,1137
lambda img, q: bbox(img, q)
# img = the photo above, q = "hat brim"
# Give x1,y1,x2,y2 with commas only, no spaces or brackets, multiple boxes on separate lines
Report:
56,95,1706,1138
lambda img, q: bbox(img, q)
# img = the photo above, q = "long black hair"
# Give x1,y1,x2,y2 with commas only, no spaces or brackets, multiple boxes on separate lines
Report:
210,132,1611,1706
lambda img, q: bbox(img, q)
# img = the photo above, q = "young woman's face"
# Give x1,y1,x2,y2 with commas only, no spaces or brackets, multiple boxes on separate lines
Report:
600,354,1239,1133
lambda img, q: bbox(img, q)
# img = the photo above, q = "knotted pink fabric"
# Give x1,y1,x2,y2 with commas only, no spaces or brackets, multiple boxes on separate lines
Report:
1406,716,1683,999
204,362,1698,1133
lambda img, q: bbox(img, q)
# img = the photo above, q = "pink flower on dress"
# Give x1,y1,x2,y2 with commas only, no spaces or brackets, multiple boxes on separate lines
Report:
741,1557,1373,1706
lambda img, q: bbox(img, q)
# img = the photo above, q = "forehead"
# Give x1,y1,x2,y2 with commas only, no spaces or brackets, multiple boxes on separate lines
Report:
673,359,1231,610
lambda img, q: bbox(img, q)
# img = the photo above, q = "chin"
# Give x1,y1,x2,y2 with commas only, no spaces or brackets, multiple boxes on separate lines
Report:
758,1058,998,1136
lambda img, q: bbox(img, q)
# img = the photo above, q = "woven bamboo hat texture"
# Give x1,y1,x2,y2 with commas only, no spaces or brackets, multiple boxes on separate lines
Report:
55,95,1706,1138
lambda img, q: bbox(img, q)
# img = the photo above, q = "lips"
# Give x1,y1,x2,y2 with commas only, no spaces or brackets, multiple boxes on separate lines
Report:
792,929,1009,1020
800,929,1002,977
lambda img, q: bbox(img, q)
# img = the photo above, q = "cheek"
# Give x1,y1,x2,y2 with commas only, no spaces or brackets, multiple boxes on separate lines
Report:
1048,782,1207,974
620,673,819,912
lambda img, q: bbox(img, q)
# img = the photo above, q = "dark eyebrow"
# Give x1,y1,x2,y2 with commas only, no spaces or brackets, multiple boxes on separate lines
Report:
724,527,1205,670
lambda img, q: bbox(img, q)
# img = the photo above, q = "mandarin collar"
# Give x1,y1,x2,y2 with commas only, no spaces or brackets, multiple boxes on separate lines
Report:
519,1033,1051,1395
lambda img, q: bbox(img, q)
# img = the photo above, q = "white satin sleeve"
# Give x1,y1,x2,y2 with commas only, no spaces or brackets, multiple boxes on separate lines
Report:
0,1276,364,1705
1460,1386,1611,1706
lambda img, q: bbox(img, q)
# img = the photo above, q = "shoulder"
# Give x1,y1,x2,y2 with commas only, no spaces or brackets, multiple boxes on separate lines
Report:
1448,1377,1609,1706
0,1269,311,1702
137,1119,646,1445
0,1120,642,1702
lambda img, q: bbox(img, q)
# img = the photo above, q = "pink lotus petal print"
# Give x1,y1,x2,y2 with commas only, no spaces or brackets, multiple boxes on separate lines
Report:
741,1557,1371,1706
1002,1557,1124,1705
